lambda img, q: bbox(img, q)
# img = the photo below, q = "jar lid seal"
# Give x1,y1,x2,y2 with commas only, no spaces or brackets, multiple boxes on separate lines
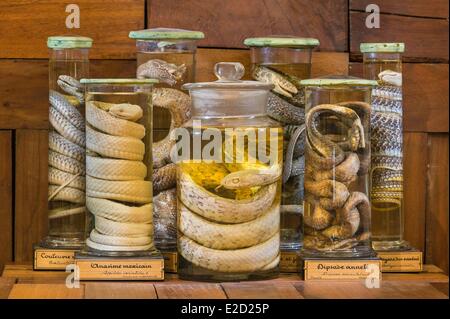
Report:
129,27,205,40
80,78,158,85
244,36,319,48
47,36,93,49
360,43,405,53
301,75,378,87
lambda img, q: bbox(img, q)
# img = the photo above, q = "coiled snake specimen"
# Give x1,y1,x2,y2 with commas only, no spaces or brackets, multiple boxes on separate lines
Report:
304,102,371,252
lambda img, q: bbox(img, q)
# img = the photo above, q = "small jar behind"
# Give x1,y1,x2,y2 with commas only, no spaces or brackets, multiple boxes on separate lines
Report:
361,43,408,251
44,36,92,248
177,62,282,281
80,78,158,257
300,76,377,258
244,36,319,251
129,28,204,250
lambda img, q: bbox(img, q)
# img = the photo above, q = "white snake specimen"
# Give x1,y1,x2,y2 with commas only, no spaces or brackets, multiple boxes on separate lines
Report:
178,159,281,273
48,77,86,221
304,102,372,252
85,97,154,251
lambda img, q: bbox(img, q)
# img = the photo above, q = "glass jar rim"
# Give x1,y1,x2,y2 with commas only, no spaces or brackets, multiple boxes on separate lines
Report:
80,78,158,85
244,36,319,48
47,36,93,49
360,42,405,53
129,27,205,40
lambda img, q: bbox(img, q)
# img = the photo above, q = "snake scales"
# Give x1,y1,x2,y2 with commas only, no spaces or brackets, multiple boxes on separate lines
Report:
178,159,281,272
303,101,371,252
370,70,403,207
48,76,86,221
252,65,306,240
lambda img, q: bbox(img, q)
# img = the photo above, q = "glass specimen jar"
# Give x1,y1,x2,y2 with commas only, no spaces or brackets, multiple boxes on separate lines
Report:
244,36,319,251
44,36,92,248
177,62,282,281
80,78,158,257
129,28,204,250
361,43,409,251
300,76,378,258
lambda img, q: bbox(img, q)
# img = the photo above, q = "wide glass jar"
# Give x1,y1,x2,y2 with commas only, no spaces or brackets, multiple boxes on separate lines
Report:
361,43,408,251
44,36,92,248
244,36,319,251
300,76,377,258
80,78,158,257
129,28,204,250
176,62,282,281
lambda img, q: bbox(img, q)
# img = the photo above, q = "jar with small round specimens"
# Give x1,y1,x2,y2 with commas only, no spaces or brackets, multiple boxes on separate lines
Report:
80,78,158,257
129,28,204,250
177,62,282,281
361,43,409,251
300,76,377,258
244,36,319,252
44,36,92,249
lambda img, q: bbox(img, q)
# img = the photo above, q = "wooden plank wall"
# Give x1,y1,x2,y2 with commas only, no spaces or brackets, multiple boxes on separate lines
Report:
0,0,448,273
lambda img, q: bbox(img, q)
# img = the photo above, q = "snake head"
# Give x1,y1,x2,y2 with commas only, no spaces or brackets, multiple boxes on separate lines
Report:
378,70,402,86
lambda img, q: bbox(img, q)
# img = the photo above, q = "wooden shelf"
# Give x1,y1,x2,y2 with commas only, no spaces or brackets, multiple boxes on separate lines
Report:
0,264,448,299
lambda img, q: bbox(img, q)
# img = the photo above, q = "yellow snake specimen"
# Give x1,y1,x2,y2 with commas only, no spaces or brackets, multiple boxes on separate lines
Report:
178,156,282,273
85,99,154,252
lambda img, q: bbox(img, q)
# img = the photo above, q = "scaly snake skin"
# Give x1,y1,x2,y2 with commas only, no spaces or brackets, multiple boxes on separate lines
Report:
371,70,403,207
48,76,86,220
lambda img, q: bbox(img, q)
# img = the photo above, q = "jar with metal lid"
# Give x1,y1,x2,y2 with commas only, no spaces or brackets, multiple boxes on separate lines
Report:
129,27,204,250
80,78,158,257
244,36,319,251
44,36,92,249
300,76,377,258
177,62,282,281
361,43,408,251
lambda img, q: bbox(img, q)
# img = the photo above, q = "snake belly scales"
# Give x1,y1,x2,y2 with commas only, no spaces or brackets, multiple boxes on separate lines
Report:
371,70,403,207
303,101,371,251
252,65,306,216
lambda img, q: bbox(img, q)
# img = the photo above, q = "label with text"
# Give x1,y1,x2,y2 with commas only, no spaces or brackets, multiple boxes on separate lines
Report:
377,251,423,272
304,259,382,280
34,248,75,270
163,251,178,273
75,258,164,281
280,251,299,273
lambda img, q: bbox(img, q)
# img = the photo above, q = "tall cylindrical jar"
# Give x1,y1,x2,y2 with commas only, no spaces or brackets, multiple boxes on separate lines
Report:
129,28,204,250
300,76,377,258
80,78,158,257
244,36,319,251
361,43,408,251
44,36,92,248
178,62,282,281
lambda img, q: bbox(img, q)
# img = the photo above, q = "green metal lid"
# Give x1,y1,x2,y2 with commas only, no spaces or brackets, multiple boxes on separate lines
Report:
244,36,319,48
47,36,93,49
360,43,405,53
129,27,205,40
80,78,158,85
300,75,378,87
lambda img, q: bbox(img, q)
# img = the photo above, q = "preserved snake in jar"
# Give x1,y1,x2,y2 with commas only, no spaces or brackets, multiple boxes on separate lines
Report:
177,62,282,281
361,42,409,251
129,28,204,250
300,76,377,258
245,36,319,251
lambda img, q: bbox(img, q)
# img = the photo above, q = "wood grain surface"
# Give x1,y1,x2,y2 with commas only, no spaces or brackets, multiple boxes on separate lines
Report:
0,0,144,59
148,0,348,51
350,12,449,62
0,132,13,271
14,130,48,262
350,0,449,19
